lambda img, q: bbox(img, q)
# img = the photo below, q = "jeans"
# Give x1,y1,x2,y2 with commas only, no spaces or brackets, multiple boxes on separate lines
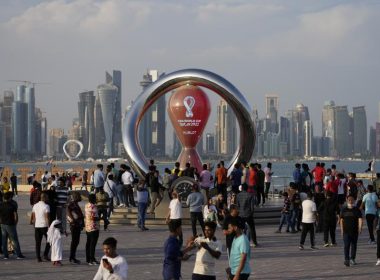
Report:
231,274,250,280
323,219,337,244
116,184,125,205
377,230,380,259
107,198,114,218
190,212,205,237
366,214,376,242
241,216,257,245
300,223,315,246
290,208,299,231
86,230,99,263
70,226,81,260
170,219,183,247
343,233,358,261
125,184,136,207
137,202,148,228
98,208,109,230
149,191,162,213
11,184,18,195
35,227,50,259
1,224,22,258
192,274,216,280
278,212,291,231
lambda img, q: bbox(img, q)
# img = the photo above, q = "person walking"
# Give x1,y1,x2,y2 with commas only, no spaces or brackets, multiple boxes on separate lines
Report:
30,192,51,262
10,173,18,196
200,164,213,205
67,192,84,264
299,192,318,250
236,183,258,247
47,220,64,266
147,170,162,214
186,184,205,237
227,217,251,280
104,173,116,219
93,164,105,193
55,177,69,234
256,164,265,206
96,187,110,231
264,162,273,199
360,185,378,244
93,237,128,280
340,195,363,266
166,191,183,246
320,191,339,247
85,194,100,265
121,165,136,208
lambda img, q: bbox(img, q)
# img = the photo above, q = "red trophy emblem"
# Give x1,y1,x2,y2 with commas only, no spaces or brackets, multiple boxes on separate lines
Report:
168,84,211,172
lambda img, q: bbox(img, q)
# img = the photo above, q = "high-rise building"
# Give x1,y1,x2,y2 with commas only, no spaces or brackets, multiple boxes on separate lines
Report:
287,103,310,156
304,120,313,157
49,128,65,157
265,95,279,133
376,123,380,157
322,100,335,156
205,133,215,154
216,99,237,155
352,106,367,156
94,94,105,156
97,83,118,156
12,85,28,156
78,91,95,156
106,70,122,148
2,91,14,155
369,126,376,157
333,106,351,157
139,70,166,158
25,86,35,155
0,108,5,160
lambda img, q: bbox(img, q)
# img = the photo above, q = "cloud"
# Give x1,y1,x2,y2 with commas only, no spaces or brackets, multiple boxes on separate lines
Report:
254,4,373,60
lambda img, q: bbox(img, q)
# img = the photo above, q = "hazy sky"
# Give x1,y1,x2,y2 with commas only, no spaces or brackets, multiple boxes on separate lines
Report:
1,0,380,137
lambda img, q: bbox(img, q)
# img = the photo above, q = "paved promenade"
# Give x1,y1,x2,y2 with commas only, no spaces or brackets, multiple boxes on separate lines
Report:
1,194,380,280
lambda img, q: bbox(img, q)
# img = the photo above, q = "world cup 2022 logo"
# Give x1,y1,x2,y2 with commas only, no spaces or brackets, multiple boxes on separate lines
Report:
168,85,211,172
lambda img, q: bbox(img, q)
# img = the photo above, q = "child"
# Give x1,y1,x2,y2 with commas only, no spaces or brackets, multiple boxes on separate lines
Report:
47,219,64,266
276,192,291,233
203,198,219,226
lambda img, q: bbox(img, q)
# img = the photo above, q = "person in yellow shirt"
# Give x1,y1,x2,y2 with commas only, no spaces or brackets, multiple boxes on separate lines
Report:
1,177,10,193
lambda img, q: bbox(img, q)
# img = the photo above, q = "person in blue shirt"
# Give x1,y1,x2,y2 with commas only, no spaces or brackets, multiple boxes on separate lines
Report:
293,163,302,189
229,163,243,194
360,184,378,244
163,220,193,280
228,217,251,280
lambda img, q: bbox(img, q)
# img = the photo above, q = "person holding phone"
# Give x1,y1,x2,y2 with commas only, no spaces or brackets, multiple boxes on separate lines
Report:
93,237,128,280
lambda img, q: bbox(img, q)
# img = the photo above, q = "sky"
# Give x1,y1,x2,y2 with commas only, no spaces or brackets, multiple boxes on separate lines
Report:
1,0,380,139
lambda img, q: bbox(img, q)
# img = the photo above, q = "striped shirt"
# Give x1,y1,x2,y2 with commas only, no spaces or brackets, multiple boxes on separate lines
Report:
55,186,69,206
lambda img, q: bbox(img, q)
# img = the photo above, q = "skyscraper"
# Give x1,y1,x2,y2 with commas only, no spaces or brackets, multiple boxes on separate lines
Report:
265,94,279,133
49,128,65,157
333,106,352,157
97,84,118,156
376,123,380,157
106,70,122,148
78,91,95,156
369,126,376,157
2,91,14,155
288,103,310,156
25,86,35,154
139,70,166,158
322,100,335,156
94,94,105,156
205,133,215,154
352,106,367,155
12,85,28,156
216,99,237,155
304,120,313,157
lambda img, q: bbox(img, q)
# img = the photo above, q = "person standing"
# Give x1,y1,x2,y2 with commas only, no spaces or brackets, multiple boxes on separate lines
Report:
136,180,149,231
104,174,116,219
293,163,302,190
256,164,265,206
67,192,84,264
215,161,228,203
340,195,363,266
222,205,239,256
320,191,339,247
30,192,51,262
191,221,222,280
229,163,242,194
93,164,105,193
299,192,318,250
121,165,136,208
55,177,69,234
96,187,110,231
360,185,378,245
47,220,64,266
166,191,183,246
228,217,251,280
41,171,49,190
30,181,42,206
0,192,25,260
85,194,100,265
187,184,205,237
236,183,258,247
163,220,193,280
200,164,213,205
148,170,162,214
264,162,273,199
93,237,128,280
10,173,18,196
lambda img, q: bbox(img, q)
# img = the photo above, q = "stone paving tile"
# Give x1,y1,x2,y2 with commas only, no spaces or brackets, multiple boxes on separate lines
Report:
1,194,379,280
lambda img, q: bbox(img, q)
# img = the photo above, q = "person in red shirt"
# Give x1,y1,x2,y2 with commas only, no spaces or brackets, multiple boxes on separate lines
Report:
215,162,228,203
248,163,257,195
312,162,325,193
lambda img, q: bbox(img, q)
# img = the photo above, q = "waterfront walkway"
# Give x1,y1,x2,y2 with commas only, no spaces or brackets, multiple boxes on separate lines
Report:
2,194,380,280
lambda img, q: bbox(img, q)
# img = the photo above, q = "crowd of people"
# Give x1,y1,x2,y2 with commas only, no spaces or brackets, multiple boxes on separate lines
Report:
0,160,380,279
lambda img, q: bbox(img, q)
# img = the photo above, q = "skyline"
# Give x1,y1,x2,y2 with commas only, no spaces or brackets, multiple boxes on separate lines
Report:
1,0,380,133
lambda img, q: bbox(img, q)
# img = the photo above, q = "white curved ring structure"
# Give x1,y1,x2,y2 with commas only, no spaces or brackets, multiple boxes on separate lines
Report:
63,140,84,160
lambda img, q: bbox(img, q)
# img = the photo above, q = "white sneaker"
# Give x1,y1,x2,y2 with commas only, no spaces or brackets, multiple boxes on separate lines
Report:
376,259,380,266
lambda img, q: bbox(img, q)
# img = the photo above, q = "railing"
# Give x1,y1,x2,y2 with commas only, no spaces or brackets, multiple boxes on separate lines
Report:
268,176,293,198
